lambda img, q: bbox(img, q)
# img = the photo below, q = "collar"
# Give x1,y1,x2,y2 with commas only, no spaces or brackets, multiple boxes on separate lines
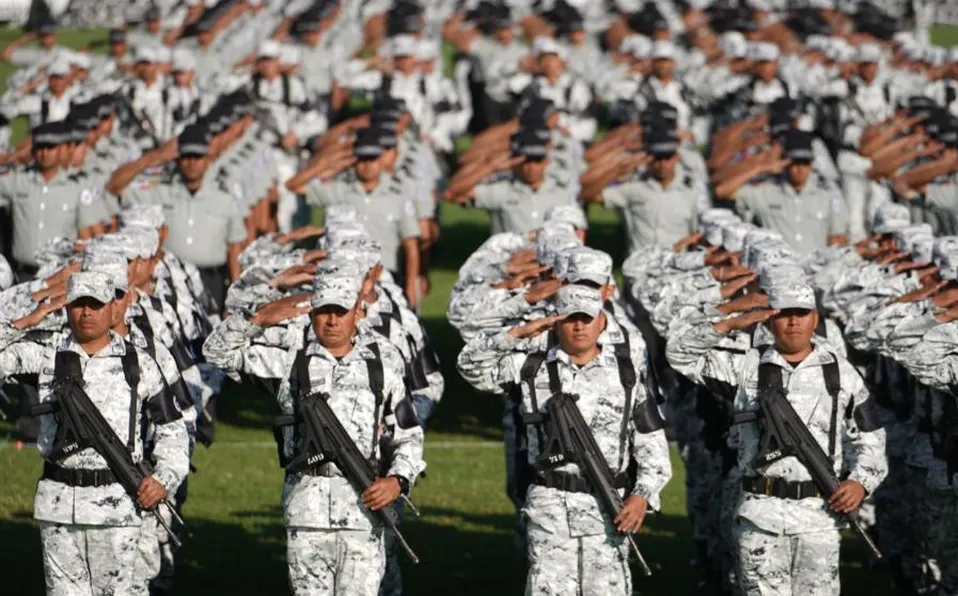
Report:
757,342,835,371
304,334,360,361
62,330,128,359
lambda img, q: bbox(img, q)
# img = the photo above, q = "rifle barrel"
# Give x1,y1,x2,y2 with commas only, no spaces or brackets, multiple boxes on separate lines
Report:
848,516,882,559
626,535,652,576
393,528,420,564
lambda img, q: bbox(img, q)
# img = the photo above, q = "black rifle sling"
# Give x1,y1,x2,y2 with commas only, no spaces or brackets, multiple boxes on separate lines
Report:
54,345,140,453
758,347,842,461
365,342,385,453
613,332,636,470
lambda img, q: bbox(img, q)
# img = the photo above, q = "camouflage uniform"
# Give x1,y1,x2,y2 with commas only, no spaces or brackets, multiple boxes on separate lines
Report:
0,272,189,596
457,286,672,595
202,272,425,596
667,283,888,596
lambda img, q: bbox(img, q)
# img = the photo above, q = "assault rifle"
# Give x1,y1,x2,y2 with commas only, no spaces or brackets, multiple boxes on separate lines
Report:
31,376,187,547
277,393,421,563
539,392,653,576
750,377,882,559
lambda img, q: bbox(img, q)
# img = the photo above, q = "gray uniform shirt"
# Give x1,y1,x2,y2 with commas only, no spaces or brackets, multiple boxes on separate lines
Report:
602,170,700,254
734,174,848,254
0,166,111,266
305,172,420,272
121,176,247,268
474,175,576,235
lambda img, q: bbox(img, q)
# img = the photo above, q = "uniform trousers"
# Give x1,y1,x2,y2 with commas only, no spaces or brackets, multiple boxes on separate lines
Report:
287,526,385,596
40,521,143,596
735,519,841,596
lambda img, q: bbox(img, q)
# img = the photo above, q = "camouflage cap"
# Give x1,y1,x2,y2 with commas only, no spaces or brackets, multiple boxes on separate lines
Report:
310,262,363,310
328,238,383,271
758,263,806,293
87,233,139,261
561,247,612,285
82,250,129,291
722,222,755,253
120,205,166,229
535,225,581,266
123,227,160,258
745,240,795,271
325,221,371,248
544,205,588,230
67,271,115,304
910,235,935,265
933,237,958,280
871,203,911,235
893,224,934,252
324,205,360,226
767,281,816,310
697,208,739,230
553,285,603,318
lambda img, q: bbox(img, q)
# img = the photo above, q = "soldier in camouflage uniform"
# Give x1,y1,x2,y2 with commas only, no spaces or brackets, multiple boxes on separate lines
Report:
457,284,672,595
203,261,425,596
0,271,189,596
667,279,888,595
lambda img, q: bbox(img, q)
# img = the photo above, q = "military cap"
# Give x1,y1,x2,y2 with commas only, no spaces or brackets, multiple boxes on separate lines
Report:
172,49,196,72
133,45,157,63
389,34,418,57
353,128,384,159
758,262,806,292
125,227,160,258
47,58,71,77
108,28,126,43
533,37,566,59
82,251,129,291
32,122,64,148
699,208,739,229
554,285,603,318
910,235,935,265
328,240,382,271
536,225,581,266
644,127,679,158
722,222,755,253
310,265,363,310
856,43,882,63
178,124,209,157
144,6,162,20
36,21,58,35
933,237,958,272
621,34,652,59
652,40,676,60
67,271,115,304
766,281,816,310
719,31,747,59
487,4,513,29
783,130,814,162
513,130,548,159
871,203,911,235
562,247,612,285
369,125,397,149
325,221,371,247
748,42,779,62
544,205,588,230
88,233,139,261
120,205,166,229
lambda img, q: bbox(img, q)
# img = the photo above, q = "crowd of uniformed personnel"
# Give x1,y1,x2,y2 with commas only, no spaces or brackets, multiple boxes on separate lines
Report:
0,0,955,595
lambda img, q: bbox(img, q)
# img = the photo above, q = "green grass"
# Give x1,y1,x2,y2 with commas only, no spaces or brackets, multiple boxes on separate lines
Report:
3,22,954,595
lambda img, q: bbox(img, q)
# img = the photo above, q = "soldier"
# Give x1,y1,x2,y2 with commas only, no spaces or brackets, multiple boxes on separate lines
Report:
666,279,887,595
203,262,425,596
0,270,189,596
291,128,422,307
105,124,248,312
580,126,700,255
457,284,672,594
0,57,75,130
716,129,849,253
0,121,111,280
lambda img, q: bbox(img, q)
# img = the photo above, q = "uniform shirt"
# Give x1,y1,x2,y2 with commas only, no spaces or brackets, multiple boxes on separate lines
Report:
0,166,111,266
120,176,247,268
202,316,425,530
733,174,849,253
666,329,887,535
305,172,420,272
0,330,189,526
636,76,692,131
125,77,169,144
474,175,576,235
457,327,672,537
602,170,701,254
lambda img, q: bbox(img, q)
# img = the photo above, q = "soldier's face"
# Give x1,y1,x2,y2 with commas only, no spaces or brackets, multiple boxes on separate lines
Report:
39,33,57,49
555,311,606,357
568,30,585,46
49,74,68,96
519,157,548,184
539,54,563,78
33,145,58,169
650,154,678,180
768,308,818,356
786,160,812,188
178,155,208,181
67,298,115,343
256,57,281,78
174,71,193,86
109,41,126,58
755,60,777,82
394,55,416,74
312,305,359,350
356,157,382,182
858,62,878,82
652,58,675,80
303,31,321,46
494,27,514,44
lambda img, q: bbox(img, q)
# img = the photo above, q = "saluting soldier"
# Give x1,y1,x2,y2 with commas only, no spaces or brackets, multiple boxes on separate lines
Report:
105,124,248,312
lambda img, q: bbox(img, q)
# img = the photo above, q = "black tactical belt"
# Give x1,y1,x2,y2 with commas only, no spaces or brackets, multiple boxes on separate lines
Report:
288,463,340,478
533,470,630,494
42,461,118,488
743,476,821,500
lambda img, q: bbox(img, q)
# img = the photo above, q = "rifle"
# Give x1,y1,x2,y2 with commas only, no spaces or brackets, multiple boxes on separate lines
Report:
539,392,653,576
276,393,421,563
750,378,883,559
31,377,187,548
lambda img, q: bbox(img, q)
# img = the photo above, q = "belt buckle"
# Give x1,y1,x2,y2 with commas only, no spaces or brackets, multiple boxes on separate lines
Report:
763,477,773,496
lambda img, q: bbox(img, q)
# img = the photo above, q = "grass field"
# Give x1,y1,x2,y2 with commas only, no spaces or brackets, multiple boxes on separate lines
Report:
0,22,957,595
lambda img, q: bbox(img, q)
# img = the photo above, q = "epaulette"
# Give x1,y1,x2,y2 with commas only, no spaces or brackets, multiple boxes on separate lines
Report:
68,170,88,182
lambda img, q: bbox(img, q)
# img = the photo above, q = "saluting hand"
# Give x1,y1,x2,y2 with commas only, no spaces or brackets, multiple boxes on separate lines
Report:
250,297,312,327
713,308,779,334
508,315,563,340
